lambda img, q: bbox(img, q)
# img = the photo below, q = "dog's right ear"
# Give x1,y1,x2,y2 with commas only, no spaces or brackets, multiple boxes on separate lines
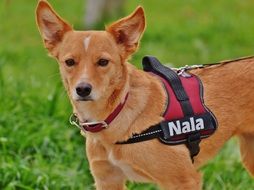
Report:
106,6,146,59
36,0,72,55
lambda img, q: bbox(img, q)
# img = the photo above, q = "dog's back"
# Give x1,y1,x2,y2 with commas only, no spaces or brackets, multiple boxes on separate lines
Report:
193,57,254,173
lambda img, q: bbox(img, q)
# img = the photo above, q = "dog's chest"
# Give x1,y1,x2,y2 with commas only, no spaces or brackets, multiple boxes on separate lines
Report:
108,151,148,182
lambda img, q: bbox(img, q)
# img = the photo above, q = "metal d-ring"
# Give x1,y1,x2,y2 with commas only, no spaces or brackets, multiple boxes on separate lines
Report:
69,113,82,129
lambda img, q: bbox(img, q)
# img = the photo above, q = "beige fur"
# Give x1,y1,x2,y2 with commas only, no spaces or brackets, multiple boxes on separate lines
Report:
36,1,254,189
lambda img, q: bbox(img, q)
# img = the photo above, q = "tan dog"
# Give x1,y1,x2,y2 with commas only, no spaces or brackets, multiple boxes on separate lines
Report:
36,0,254,189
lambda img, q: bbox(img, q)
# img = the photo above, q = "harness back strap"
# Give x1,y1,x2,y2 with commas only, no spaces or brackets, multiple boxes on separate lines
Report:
143,56,194,116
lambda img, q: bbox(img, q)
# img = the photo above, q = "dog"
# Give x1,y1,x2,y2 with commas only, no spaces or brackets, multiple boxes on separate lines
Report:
36,0,254,189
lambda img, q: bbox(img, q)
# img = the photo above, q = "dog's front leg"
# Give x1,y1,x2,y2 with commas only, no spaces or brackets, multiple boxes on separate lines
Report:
159,172,202,190
86,137,126,190
91,160,126,190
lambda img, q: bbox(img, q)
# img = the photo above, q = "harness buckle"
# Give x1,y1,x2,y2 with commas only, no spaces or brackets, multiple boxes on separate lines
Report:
80,121,108,129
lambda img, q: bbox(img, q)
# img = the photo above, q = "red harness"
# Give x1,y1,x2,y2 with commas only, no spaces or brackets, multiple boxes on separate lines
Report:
118,56,217,161
162,75,205,120
158,73,216,143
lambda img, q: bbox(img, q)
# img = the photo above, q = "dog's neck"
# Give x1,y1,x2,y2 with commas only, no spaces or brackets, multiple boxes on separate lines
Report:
71,63,129,123
69,62,166,144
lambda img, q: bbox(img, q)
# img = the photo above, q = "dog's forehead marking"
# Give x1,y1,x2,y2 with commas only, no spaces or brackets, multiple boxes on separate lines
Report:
83,36,91,52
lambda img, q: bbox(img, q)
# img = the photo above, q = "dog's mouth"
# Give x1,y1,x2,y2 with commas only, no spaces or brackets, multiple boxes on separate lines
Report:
76,96,94,101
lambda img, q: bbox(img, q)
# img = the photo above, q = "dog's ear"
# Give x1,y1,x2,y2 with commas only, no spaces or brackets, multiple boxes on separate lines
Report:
36,0,72,55
106,6,146,58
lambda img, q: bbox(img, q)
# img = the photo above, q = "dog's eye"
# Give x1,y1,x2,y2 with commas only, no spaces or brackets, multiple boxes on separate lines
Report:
65,59,76,67
97,59,109,67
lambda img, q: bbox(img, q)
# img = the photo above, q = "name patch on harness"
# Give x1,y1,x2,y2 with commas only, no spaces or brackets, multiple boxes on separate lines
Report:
160,113,215,143
168,117,204,137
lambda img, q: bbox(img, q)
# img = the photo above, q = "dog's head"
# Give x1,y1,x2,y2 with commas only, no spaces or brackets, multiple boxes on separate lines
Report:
36,0,145,107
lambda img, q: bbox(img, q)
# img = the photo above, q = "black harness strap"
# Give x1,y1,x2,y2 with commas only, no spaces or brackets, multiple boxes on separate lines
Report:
116,124,162,144
186,133,201,162
143,56,194,116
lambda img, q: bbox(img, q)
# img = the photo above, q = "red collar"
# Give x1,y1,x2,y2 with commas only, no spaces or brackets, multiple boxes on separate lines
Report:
70,93,129,133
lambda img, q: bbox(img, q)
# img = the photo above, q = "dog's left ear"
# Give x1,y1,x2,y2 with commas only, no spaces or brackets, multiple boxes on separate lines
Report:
106,6,146,58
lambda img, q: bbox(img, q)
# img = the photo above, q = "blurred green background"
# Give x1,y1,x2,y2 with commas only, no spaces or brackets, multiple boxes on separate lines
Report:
1,0,254,189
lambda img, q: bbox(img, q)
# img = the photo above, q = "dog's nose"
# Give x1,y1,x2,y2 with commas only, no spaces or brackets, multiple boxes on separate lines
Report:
76,83,92,97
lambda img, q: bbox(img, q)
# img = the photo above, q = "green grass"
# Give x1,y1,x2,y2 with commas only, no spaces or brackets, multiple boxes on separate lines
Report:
1,0,254,189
